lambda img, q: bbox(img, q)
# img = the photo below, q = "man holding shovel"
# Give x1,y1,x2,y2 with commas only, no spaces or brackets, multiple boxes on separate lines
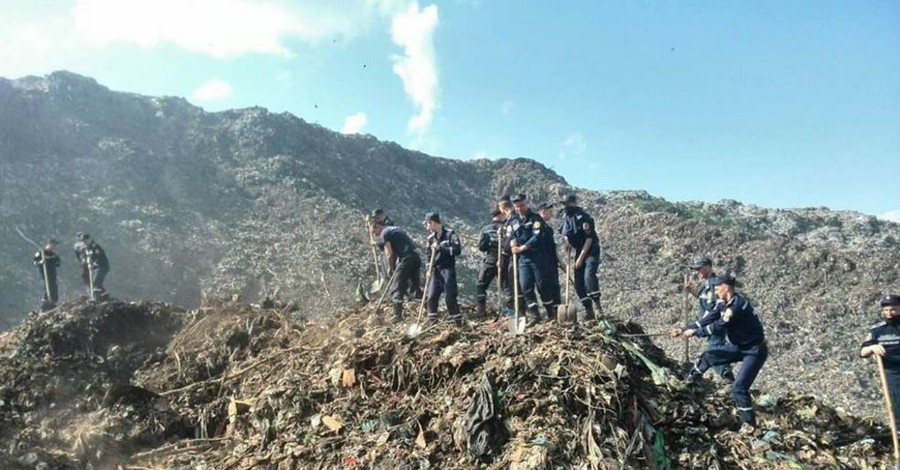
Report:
509,194,552,327
32,239,61,311
537,203,562,319
559,195,602,322
475,209,508,318
424,212,464,327
685,257,735,382
859,294,900,449
82,234,110,301
373,222,422,322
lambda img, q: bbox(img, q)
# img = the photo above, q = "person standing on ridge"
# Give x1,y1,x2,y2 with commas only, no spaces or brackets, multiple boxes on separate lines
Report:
424,212,464,326
558,195,602,322
81,233,110,300
509,194,552,327
537,202,562,319
859,294,900,436
33,239,61,311
475,209,507,318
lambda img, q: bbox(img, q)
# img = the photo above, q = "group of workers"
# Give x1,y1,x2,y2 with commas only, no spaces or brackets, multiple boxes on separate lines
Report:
30,232,110,310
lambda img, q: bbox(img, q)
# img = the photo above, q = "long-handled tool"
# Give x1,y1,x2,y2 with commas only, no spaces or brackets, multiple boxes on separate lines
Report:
682,273,691,365
557,248,579,324
15,227,51,302
495,233,503,320
876,356,900,467
407,248,437,338
372,267,401,316
509,252,526,335
365,216,385,295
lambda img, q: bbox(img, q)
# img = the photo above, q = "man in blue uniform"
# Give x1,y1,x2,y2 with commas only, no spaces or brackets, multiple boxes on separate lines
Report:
33,239,61,311
424,212,463,326
497,196,515,317
374,222,422,322
558,195,602,321
74,231,90,291
685,257,735,382
475,209,508,318
509,194,552,327
860,294,900,434
537,203,562,317
81,234,110,300
670,274,768,430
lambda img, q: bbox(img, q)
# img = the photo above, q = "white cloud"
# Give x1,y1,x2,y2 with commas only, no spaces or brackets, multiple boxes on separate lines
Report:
341,112,369,134
192,79,233,101
879,210,900,223
389,2,440,134
559,132,587,159
501,99,514,115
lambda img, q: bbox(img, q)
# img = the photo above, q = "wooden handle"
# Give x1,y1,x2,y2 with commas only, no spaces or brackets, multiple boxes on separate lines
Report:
876,356,900,464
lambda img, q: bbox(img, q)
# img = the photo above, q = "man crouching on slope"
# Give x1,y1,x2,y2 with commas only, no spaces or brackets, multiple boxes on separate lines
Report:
670,274,768,432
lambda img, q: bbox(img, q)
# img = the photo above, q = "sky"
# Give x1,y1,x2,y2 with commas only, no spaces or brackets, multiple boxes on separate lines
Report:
1,0,898,220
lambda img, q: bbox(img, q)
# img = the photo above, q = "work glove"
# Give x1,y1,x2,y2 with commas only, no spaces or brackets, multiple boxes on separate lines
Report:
669,327,683,338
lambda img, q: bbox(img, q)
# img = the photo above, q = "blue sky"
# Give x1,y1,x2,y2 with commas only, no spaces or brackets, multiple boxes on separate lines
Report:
1,0,898,219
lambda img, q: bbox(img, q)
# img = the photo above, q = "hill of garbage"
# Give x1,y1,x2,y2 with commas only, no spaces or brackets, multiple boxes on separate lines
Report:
0,299,893,469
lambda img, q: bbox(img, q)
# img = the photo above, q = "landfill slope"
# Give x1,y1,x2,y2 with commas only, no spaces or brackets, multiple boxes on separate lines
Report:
0,300,892,469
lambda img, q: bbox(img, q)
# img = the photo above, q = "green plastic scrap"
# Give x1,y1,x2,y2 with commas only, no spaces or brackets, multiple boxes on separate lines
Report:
618,339,672,385
755,394,778,409
649,426,671,470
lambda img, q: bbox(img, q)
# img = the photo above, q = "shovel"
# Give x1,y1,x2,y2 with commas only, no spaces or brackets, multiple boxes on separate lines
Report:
15,226,52,303
682,273,691,365
557,249,578,324
876,356,900,468
407,248,437,338
372,267,400,316
365,216,385,295
509,252,526,335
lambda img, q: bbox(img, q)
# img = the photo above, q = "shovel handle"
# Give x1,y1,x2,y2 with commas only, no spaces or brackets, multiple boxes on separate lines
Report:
413,248,438,327
373,268,400,314
877,356,900,464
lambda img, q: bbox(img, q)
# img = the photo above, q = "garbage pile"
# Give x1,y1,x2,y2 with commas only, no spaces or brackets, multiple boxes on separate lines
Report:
0,299,894,469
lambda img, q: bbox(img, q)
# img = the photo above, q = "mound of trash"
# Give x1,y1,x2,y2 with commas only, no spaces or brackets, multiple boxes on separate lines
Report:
0,299,894,469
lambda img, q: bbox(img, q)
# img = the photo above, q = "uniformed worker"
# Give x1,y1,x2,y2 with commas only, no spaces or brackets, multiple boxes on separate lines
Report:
475,209,508,318
558,195,602,321
670,274,768,430
685,257,735,382
508,194,552,326
497,196,515,316
859,294,900,434
373,222,422,322
537,202,562,317
370,208,394,227
33,239,61,311
424,213,464,326
74,231,90,290
81,234,110,300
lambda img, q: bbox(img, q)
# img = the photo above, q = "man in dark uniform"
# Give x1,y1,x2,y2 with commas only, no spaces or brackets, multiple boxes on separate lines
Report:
537,203,562,317
685,257,735,382
374,222,422,322
497,196,515,317
424,213,463,326
509,194,552,326
74,231,90,290
370,208,394,227
671,274,768,431
860,294,900,435
81,234,110,300
475,209,507,318
33,239,61,311
558,195,602,321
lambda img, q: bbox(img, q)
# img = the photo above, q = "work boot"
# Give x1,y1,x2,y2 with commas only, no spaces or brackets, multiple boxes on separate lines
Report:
719,370,736,384
544,305,556,323
476,302,486,319
525,306,542,328
579,302,596,323
452,316,465,328
738,409,756,428
592,298,603,316
392,303,404,323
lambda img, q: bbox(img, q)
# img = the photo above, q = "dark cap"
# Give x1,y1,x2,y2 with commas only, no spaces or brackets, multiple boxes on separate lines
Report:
537,202,555,211
690,257,713,270
714,274,737,287
80,233,91,240
75,231,83,238
423,212,441,224
560,194,578,206
490,209,502,218
370,208,385,218
511,193,527,203
499,194,511,203
881,295,900,307
47,238,59,245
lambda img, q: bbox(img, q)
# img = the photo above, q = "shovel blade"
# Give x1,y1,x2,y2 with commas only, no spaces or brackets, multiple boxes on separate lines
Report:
509,312,526,335
556,305,569,324
406,323,423,337
368,279,384,295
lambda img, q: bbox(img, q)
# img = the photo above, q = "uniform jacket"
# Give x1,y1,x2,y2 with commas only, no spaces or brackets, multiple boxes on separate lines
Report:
427,228,462,269
686,293,765,349
861,320,900,369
